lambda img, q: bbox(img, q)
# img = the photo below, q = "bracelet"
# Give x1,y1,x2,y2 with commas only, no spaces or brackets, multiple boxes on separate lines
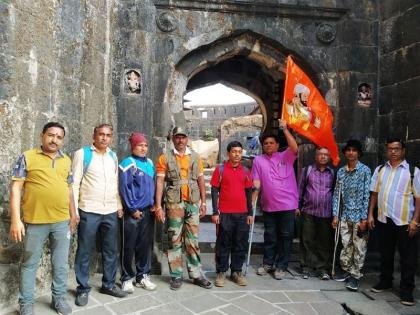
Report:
201,203,206,206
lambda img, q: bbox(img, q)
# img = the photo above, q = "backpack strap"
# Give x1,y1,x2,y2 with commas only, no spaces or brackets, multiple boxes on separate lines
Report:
218,163,224,185
218,163,250,186
83,146,118,175
298,165,312,209
82,146,93,175
409,163,415,188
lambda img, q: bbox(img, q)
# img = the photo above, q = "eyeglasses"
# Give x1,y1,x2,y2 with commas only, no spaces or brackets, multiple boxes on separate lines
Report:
387,147,402,152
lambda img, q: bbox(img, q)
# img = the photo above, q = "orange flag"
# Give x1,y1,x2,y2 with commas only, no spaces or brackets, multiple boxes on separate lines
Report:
281,56,340,166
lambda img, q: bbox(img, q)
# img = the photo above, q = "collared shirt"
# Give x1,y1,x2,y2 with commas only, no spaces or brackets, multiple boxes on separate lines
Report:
298,164,334,218
370,160,420,226
119,155,155,212
12,148,72,224
156,147,204,202
72,145,122,214
210,162,252,214
332,161,371,222
251,148,298,212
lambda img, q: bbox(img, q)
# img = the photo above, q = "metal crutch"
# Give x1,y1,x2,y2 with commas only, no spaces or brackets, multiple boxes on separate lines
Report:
331,182,342,278
245,205,257,276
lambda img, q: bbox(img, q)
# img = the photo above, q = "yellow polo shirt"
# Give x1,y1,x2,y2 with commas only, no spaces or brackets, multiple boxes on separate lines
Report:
12,148,72,224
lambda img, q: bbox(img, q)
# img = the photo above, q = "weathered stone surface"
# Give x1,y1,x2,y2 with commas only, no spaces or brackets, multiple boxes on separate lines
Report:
191,139,219,168
1,0,419,308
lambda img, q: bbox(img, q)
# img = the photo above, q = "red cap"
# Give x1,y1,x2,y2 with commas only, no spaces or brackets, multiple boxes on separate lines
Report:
129,133,147,149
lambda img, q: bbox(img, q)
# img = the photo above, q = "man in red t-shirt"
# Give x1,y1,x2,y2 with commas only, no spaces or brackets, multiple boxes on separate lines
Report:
210,141,253,287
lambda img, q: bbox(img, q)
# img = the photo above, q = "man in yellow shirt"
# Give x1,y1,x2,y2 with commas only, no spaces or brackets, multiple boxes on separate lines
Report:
9,122,78,315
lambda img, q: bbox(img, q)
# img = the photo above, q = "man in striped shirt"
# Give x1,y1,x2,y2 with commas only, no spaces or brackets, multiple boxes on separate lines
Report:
368,138,420,306
298,147,335,280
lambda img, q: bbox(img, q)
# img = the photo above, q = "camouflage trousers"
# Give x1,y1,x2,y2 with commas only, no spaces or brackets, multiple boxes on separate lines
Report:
167,202,202,279
339,220,369,279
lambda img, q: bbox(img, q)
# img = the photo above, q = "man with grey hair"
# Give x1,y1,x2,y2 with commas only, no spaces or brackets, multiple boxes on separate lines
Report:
72,124,127,306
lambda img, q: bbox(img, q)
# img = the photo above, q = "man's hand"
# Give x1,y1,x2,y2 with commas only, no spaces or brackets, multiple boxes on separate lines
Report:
212,215,220,225
117,209,124,218
131,210,142,219
278,118,287,130
408,221,419,238
69,214,79,234
358,220,368,233
199,204,206,218
9,220,25,242
332,216,339,229
295,209,301,217
247,215,254,225
154,206,165,223
367,213,375,230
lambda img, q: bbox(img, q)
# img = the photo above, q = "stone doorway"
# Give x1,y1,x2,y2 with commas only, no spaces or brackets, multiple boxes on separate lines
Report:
157,29,327,264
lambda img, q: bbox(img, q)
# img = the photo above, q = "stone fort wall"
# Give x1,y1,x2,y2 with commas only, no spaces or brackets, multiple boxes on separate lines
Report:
0,0,419,309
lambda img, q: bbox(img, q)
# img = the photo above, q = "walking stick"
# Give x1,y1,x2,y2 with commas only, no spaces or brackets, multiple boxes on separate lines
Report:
331,182,342,278
245,205,257,276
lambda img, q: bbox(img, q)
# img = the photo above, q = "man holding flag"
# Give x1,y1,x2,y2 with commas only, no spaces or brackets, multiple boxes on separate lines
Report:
252,119,299,280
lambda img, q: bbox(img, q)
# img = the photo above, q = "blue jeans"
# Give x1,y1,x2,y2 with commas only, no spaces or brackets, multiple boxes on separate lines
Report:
75,210,118,293
120,207,154,282
19,221,70,306
263,210,295,270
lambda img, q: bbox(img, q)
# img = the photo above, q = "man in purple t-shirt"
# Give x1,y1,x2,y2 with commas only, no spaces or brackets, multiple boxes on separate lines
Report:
252,119,298,280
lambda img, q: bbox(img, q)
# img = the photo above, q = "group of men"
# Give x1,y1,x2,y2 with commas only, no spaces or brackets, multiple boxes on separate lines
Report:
8,119,420,315
291,137,419,307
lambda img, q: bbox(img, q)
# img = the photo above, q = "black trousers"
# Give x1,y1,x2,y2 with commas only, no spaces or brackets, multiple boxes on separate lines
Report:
120,207,154,282
215,213,249,273
299,212,334,273
378,217,418,295
263,210,295,270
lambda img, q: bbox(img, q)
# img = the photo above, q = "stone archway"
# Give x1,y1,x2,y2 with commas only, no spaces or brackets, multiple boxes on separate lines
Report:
162,30,323,140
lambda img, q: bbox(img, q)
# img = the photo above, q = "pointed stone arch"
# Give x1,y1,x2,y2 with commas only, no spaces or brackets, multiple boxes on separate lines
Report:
163,30,323,136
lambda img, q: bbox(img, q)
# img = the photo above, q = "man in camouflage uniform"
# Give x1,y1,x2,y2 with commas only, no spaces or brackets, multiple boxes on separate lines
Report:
154,127,213,290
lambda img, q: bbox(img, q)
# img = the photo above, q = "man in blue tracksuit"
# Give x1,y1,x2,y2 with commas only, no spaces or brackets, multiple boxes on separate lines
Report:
119,133,157,293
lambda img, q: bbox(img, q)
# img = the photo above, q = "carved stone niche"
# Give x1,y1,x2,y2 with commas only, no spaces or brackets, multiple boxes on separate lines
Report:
124,69,142,95
316,23,336,44
357,83,372,107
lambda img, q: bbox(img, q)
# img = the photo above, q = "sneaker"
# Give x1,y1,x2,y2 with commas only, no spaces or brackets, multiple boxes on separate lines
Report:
170,277,183,290
301,269,310,279
19,304,34,315
400,292,415,306
51,297,72,315
319,272,330,281
215,272,225,287
257,264,273,276
273,269,285,280
192,276,213,289
100,285,128,298
136,274,157,291
333,270,350,282
371,281,392,293
230,271,247,286
345,276,359,292
122,279,134,294
75,292,89,306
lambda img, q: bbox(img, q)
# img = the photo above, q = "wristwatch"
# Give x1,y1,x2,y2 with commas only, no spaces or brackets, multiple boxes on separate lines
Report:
411,220,420,227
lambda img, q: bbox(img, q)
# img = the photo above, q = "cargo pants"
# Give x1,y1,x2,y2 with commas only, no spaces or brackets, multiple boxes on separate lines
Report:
167,202,202,279
339,220,368,279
